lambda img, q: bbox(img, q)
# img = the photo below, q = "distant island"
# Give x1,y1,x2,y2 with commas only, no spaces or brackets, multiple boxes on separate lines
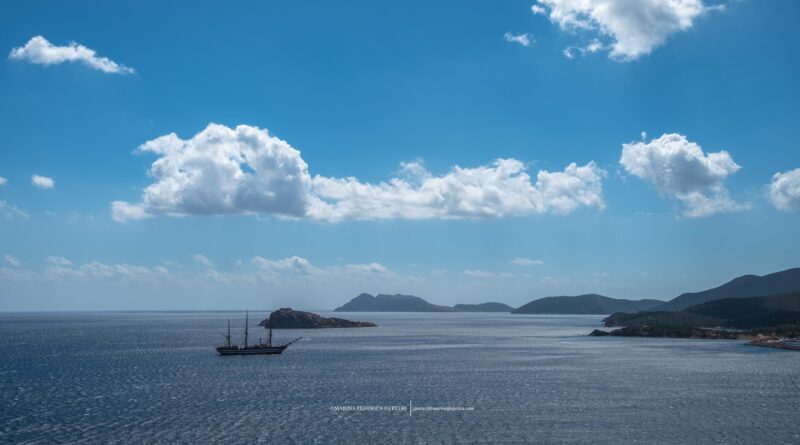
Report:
453,302,514,312
335,293,457,312
260,308,377,329
334,293,517,312
334,292,661,314
512,294,662,315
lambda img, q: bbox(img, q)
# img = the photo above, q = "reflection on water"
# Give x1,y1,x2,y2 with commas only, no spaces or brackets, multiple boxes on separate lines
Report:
1,311,799,444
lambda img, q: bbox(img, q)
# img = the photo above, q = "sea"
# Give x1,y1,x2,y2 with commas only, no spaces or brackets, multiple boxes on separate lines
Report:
1,311,799,444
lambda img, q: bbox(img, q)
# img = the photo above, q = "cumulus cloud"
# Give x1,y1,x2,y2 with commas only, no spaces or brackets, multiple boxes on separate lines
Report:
510,257,544,266
9,36,134,74
532,0,718,60
0,177,7,185
32,175,55,189
253,256,323,279
504,32,534,47
112,123,606,223
769,168,800,212
0,201,29,220
620,133,749,217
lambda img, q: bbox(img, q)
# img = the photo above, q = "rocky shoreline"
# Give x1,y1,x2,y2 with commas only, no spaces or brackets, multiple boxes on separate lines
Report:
591,326,800,351
749,337,800,351
590,326,740,339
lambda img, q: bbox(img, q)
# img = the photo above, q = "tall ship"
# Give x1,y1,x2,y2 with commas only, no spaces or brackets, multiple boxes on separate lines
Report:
216,311,301,356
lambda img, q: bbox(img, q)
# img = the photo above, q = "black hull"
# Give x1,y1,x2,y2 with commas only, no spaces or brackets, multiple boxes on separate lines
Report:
217,346,288,356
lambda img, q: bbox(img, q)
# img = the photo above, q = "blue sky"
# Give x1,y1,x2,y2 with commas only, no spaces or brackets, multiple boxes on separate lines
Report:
1,0,799,310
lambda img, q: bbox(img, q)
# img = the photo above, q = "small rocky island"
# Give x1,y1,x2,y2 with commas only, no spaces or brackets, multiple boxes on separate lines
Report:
259,308,377,329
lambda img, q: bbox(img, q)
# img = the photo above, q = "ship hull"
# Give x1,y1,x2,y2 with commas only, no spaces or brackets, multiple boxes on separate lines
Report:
216,346,287,355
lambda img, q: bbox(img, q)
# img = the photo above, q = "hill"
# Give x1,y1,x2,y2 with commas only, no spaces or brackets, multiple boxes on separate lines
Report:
334,293,457,312
453,302,514,312
653,268,800,311
511,294,662,315
602,293,800,332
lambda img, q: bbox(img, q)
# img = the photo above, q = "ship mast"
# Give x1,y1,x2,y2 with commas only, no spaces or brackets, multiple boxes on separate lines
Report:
268,326,273,347
244,310,249,347
226,320,231,347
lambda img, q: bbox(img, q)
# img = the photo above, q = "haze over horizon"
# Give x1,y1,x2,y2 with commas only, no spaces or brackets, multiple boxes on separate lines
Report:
2,0,799,311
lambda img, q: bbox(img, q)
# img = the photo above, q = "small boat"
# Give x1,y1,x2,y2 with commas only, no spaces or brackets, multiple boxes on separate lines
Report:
216,311,301,356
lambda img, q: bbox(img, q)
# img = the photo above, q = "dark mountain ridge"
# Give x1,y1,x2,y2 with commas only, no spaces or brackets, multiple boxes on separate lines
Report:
654,268,800,311
334,293,457,312
512,294,662,315
603,292,800,332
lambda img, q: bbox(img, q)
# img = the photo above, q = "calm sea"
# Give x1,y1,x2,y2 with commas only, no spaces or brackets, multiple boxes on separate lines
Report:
1,312,799,444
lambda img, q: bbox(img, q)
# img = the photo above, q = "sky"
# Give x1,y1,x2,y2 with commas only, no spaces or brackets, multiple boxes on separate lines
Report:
1,0,799,311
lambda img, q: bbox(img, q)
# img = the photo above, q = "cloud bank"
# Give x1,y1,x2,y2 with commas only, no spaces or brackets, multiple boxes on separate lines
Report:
112,124,606,223
769,168,800,212
620,133,748,217
532,0,718,60
9,36,134,74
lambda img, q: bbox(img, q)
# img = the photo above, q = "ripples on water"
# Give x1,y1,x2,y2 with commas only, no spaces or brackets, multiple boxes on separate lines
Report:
1,312,799,444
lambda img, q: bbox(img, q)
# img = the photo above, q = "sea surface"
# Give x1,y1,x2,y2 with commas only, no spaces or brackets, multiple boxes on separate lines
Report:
1,311,799,444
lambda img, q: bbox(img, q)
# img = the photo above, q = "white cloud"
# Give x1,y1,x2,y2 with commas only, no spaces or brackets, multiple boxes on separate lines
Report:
192,254,213,268
111,201,150,222
620,133,749,217
46,256,73,266
11,254,395,291
309,159,606,221
9,36,134,74
463,269,496,278
32,175,55,189
0,201,29,220
504,32,534,47
44,260,167,280
0,177,7,185
563,38,605,59
463,269,514,279
510,257,544,266
532,0,717,61
4,255,20,267
253,256,323,278
251,255,394,283
769,168,800,212
340,262,391,276
112,123,607,223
